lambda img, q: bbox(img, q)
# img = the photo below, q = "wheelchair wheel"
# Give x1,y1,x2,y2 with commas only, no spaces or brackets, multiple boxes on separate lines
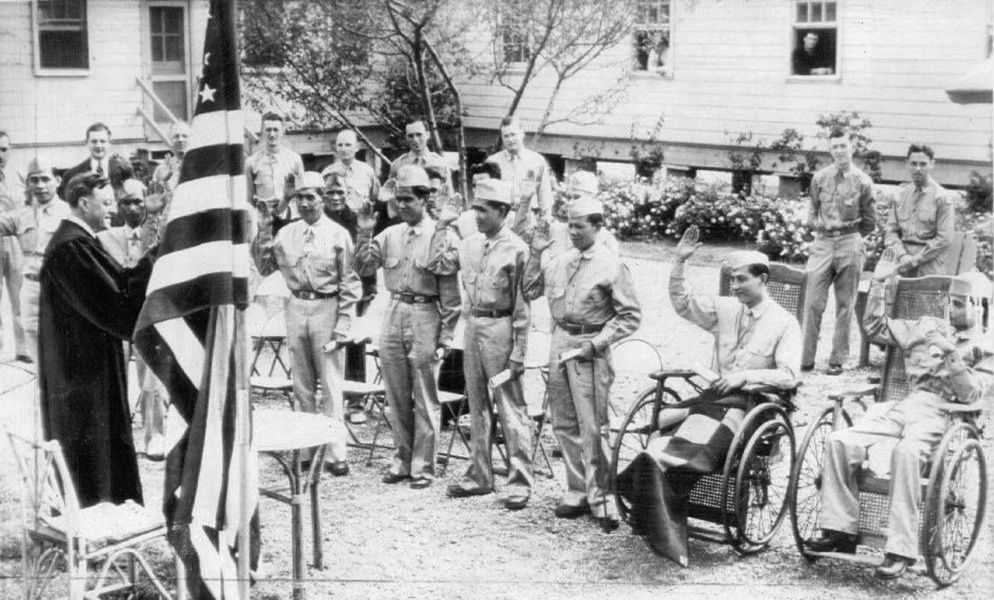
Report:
733,415,796,554
923,422,988,587
610,385,681,522
788,405,852,560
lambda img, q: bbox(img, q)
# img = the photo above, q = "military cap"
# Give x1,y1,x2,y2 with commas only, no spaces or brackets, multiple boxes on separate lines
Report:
395,165,431,195
26,156,55,176
294,171,325,194
567,170,599,197
472,178,512,207
567,196,603,219
724,250,770,270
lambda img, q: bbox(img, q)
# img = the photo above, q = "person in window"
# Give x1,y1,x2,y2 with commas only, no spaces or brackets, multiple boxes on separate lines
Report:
792,31,833,75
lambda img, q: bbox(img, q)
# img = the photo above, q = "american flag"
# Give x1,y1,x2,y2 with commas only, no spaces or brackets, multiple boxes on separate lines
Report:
134,0,257,597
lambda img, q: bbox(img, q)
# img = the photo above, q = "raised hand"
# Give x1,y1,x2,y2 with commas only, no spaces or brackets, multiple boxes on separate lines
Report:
529,218,554,252
437,201,460,226
872,248,900,282
675,225,701,261
356,202,377,231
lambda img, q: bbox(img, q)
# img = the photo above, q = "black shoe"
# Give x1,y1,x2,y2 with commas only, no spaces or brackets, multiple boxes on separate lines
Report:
875,553,914,580
446,484,492,498
325,461,350,477
801,363,815,372
553,503,590,519
804,529,857,554
503,494,529,511
409,477,432,489
596,517,620,533
381,472,410,484
14,354,32,364
826,364,844,376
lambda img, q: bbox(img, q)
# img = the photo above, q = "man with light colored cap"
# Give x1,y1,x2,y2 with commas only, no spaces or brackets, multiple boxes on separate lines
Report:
547,170,619,261
18,157,70,364
523,195,641,530
615,226,801,565
98,179,169,460
355,164,461,489
428,177,534,509
389,120,452,195
487,116,552,233
805,264,990,579
253,171,362,476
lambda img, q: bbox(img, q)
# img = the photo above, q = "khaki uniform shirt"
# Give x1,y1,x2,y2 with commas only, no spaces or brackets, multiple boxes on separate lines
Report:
21,199,70,277
355,216,460,346
254,215,361,336
669,261,801,389
426,224,530,362
863,282,987,405
320,160,380,211
885,177,953,266
523,242,641,353
245,146,305,203
486,148,553,220
808,164,876,236
389,150,452,193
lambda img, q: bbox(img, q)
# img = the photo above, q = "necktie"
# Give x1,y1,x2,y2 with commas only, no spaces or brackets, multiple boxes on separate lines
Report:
95,162,104,177
0,169,5,183
303,227,315,244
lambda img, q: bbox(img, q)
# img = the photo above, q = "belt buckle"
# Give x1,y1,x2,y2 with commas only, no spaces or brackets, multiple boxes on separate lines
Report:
414,294,426,303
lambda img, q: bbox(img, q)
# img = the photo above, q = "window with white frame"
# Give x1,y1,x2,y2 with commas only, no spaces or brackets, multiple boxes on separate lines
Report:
35,0,89,70
791,1,837,76
498,2,531,65
633,0,670,73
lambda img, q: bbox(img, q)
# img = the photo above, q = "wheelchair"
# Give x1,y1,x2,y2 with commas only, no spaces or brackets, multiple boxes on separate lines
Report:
787,275,990,586
609,262,806,555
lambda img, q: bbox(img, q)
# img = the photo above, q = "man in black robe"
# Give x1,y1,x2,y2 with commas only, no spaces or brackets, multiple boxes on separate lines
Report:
39,172,153,508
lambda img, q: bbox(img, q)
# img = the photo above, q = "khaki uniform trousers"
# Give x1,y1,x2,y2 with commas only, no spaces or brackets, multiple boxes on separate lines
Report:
20,278,39,364
458,314,533,495
547,327,617,518
0,239,25,357
379,300,441,480
286,295,347,463
135,355,167,448
802,233,865,366
819,391,947,558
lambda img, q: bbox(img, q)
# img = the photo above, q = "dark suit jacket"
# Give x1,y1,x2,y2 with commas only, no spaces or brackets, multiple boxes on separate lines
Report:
57,155,132,199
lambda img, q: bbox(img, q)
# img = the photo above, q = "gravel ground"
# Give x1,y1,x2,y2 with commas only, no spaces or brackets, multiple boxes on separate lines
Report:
0,239,990,599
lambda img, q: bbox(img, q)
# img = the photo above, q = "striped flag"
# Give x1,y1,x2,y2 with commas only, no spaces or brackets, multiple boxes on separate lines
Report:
134,1,257,597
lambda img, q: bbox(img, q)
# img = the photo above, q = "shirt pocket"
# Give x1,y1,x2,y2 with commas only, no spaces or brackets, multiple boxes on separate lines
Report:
384,256,402,271
837,187,861,222
738,336,777,369
480,268,510,305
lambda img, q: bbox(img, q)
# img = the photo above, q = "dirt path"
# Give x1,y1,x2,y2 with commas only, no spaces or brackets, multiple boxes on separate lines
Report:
0,240,989,599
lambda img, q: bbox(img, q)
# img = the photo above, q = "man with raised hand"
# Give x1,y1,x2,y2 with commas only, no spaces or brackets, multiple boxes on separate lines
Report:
355,165,460,489
522,196,641,531
427,178,533,510
253,171,361,476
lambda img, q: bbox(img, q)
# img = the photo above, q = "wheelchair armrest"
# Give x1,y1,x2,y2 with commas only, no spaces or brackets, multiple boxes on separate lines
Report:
649,368,698,381
741,382,799,396
827,383,879,402
938,401,985,415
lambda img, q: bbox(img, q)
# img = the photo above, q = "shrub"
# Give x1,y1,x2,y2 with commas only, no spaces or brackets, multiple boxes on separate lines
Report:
597,175,993,279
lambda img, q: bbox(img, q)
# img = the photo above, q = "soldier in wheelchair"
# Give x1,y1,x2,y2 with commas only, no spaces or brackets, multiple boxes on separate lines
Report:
803,263,989,580
615,226,801,565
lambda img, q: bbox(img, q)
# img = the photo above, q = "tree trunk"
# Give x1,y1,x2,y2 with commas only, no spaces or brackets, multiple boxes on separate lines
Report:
412,29,444,153
423,39,469,203
533,73,566,144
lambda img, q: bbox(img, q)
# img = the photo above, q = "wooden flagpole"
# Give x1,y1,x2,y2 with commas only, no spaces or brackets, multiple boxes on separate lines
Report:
222,0,253,597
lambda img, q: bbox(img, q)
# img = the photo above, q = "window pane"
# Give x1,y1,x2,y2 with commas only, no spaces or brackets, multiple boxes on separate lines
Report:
164,7,182,33
825,2,836,21
796,2,808,23
152,37,163,62
152,81,188,121
164,35,183,62
39,30,87,68
811,2,822,22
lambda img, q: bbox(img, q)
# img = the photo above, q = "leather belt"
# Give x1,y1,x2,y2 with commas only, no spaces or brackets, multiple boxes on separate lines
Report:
291,289,338,300
819,226,859,238
471,308,513,319
555,320,604,335
393,292,438,304
24,273,39,282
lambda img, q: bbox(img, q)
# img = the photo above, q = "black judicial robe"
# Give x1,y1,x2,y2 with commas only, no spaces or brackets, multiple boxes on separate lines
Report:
39,219,152,508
